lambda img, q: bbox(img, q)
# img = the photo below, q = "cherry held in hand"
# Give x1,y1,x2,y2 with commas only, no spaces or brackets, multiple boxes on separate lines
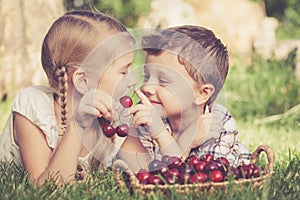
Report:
120,95,133,108
102,95,133,138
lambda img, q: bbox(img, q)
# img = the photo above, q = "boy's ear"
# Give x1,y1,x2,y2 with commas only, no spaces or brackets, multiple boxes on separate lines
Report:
193,84,215,105
72,69,88,94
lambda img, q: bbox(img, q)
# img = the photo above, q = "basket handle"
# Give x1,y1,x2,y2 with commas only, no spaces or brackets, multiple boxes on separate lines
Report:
250,145,274,175
112,159,139,187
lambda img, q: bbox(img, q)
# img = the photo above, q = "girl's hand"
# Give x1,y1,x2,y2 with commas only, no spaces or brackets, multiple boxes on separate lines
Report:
74,89,118,128
127,89,164,137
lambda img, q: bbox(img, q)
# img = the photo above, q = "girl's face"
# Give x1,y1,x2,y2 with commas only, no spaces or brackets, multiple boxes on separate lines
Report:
85,32,136,101
142,51,199,121
97,50,136,99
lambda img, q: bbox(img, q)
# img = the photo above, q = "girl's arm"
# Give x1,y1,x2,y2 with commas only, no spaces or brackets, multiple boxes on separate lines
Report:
118,132,151,173
14,113,82,184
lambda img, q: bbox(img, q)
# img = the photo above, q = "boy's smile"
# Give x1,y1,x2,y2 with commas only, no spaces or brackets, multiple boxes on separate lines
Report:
142,51,200,130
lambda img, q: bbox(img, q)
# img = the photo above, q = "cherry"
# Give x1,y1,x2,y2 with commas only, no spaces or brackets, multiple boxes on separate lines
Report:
167,156,182,169
205,161,219,172
210,169,223,182
164,175,177,185
215,156,230,170
157,163,169,176
102,124,115,137
137,169,151,184
228,167,241,180
251,164,260,178
148,159,164,172
179,173,190,184
116,123,129,137
187,155,201,166
179,163,195,175
204,153,214,163
120,95,133,108
194,161,207,172
188,172,208,184
161,155,171,164
167,168,180,179
147,175,164,185
239,164,253,179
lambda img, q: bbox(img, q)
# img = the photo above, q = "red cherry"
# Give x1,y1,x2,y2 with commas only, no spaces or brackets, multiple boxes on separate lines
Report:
167,156,182,169
147,175,164,185
204,153,214,163
210,169,223,182
188,172,208,184
137,169,151,184
205,161,219,172
161,155,171,163
229,167,241,180
158,163,169,176
119,95,133,108
194,161,207,172
179,173,190,184
102,124,115,137
240,164,253,179
167,168,180,179
116,124,129,137
215,157,230,169
164,175,178,184
148,159,163,173
187,155,201,166
251,164,260,178
179,163,195,175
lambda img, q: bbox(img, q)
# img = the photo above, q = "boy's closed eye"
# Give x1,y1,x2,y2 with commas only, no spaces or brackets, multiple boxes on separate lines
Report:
159,77,170,84
120,63,132,75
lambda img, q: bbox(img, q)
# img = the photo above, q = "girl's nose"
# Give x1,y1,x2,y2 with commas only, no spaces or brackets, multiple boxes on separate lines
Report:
125,71,137,88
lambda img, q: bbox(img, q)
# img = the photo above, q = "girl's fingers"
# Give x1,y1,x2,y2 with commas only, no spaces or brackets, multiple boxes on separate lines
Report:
134,89,151,106
80,106,101,117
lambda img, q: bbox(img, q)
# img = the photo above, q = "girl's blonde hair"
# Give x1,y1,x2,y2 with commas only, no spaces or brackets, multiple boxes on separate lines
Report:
41,10,130,135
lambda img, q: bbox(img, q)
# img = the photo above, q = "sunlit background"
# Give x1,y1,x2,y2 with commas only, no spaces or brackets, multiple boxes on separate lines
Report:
0,0,299,156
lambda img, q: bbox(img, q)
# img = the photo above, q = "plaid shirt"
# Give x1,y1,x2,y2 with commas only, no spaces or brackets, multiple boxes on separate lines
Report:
137,103,252,167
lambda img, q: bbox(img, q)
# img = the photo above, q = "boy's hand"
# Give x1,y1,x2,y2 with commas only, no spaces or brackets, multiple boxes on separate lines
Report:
127,89,164,137
74,89,118,128
190,112,222,148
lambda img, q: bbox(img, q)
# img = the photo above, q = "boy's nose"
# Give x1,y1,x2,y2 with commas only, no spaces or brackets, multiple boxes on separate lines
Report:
141,83,157,96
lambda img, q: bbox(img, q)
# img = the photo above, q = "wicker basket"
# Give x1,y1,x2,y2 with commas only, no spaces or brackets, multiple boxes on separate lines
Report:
112,145,274,194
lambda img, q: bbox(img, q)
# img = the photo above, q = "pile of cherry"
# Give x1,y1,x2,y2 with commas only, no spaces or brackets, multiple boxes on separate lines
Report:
102,95,133,138
136,154,267,185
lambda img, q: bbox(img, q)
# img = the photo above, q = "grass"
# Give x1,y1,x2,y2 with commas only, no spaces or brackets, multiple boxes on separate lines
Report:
0,149,299,199
0,53,299,199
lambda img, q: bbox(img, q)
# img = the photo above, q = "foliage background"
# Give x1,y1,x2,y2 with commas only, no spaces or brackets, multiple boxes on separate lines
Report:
0,0,299,199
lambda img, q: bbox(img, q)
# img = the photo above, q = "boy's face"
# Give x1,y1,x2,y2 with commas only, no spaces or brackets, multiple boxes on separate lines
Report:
142,51,199,120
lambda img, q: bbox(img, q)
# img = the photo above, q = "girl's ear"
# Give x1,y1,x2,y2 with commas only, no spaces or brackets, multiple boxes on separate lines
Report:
193,84,215,105
72,69,88,94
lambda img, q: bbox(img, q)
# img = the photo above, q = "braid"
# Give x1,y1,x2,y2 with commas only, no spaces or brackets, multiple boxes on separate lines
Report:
54,64,68,136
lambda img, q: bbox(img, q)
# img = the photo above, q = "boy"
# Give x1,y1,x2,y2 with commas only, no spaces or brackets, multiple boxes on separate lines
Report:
119,25,251,173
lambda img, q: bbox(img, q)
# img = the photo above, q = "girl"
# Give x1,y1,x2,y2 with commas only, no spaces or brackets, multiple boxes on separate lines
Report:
0,10,136,185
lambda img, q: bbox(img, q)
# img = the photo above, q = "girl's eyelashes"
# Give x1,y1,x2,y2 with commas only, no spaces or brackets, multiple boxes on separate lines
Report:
143,73,149,81
159,78,169,84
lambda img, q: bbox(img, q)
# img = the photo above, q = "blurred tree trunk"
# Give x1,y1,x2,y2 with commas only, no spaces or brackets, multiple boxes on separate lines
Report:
0,0,65,100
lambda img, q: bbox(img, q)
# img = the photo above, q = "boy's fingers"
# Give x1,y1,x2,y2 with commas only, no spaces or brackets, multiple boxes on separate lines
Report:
126,104,148,116
134,89,151,106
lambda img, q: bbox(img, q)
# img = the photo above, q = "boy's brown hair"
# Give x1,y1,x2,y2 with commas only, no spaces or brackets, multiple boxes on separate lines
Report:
142,25,229,107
